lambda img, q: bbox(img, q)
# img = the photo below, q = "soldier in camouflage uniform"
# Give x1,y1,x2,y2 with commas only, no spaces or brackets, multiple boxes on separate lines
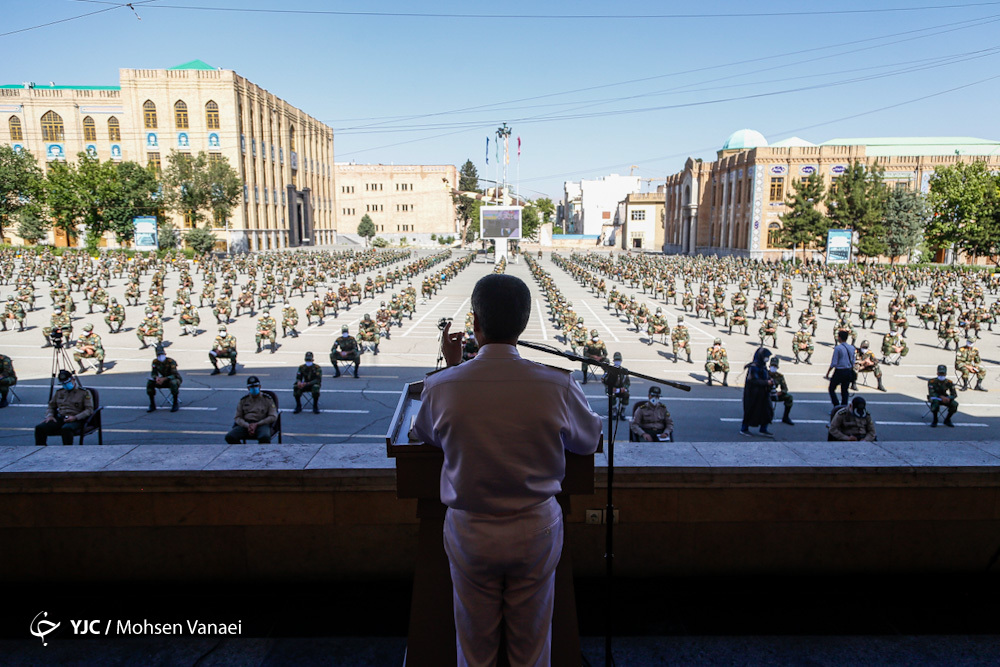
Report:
358,314,381,355
858,297,877,329
852,340,886,392
0,353,16,408
3,295,25,331
671,316,692,363
758,317,778,347
581,329,608,385
213,297,233,325
293,351,322,414
148,290,166,317
306,297,325,326
927,364,957,427
255,311,277,353
18,284,35,311
73,324,105,374
570,316,588,355
728,306,749,335
833,315,857,346
938,316,960,350
87,286,108,314
42,308,72,347
179,302,200,336
137,308,163,349
146,343,181,412
705,338,729,386
282,301,299,338
768,357,794,425
105,297,125,333
880,331,908,365
709,302,728,327
647,307,669,345
331,325,361,378
798,307,818,335
210,325,238,376
888,309,909,337
955,338,987,391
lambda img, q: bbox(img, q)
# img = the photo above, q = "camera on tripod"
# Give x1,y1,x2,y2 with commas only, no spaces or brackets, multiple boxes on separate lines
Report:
437,317,452,331
49,328,64,349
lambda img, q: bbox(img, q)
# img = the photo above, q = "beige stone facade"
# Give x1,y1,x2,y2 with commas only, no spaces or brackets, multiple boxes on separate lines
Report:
663,132,1000,260
334,164,458,243
620,192,665,251
1,61,336,250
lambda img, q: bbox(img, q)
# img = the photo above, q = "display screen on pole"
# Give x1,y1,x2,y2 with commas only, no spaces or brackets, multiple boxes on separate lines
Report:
480,206,522,239
133,216,159,251
826,229,852,264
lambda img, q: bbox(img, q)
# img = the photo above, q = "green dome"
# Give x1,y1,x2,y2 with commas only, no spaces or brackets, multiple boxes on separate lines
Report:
723,129,768,151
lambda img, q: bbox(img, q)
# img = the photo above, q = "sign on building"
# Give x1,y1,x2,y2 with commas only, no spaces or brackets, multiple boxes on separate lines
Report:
133,216,159,251
826,229,852,264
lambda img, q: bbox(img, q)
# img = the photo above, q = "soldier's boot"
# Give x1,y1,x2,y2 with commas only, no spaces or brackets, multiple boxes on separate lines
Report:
292,329,299,338
282,328,287,338
256,342,262,354
210,360,221,376
944,413,954,427
77,359,87,373
686,352,692,363
722,372,729,387
975,379,987,392
729,325,734,335
851,382,858,391
228,360,237,376
270,341,276,354
794,354,800,364
88,305,93,314
782,405,794,426
294,397,303,414
19,322,25,332
707,374,713,387
877,379,886,393
312,397,320,414
373,343,379,355
333,366,341,378
961,377,969,391
673,352,678,363
97,361,104,375
0,395,7,408
147,395,156,413
931,411,938,427
171,395,179,413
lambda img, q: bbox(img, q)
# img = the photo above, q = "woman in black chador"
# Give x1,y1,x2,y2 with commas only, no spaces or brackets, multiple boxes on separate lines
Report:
741,347,775,437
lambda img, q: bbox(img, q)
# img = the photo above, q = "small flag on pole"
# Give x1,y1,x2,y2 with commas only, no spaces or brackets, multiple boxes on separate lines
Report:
486,137,489,165
517,136,521,157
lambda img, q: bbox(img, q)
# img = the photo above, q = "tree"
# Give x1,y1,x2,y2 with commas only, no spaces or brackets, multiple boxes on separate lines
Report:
105,161,161,245
536,197,555,225
927,161,1000,264
44,159,87,242
458,159,481,193
776,172,827,262
357,214,376,247
15,208,49,245
162,150,241,228
453,160,484,246
184,224,218,255
0,146,45,242
158,221,181,250
521,203,540,241
463,198,483,243
883,188,929,263
825,161,888,259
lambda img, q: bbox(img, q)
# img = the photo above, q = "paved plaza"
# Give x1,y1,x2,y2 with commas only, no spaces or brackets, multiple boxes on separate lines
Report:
1,248,998,447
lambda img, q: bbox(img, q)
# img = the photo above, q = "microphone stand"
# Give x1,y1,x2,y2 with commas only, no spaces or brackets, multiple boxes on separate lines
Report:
517,339,690,666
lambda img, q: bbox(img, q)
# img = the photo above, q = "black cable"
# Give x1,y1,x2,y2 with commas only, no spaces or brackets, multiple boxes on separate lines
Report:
1,0,158,38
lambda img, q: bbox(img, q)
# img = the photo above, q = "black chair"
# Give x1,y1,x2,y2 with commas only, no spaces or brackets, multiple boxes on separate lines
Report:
78,387,104,446
238,390,283,444
628,401,674,442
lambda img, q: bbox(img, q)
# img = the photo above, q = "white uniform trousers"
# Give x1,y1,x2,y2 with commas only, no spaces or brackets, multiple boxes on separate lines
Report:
443,496,563,667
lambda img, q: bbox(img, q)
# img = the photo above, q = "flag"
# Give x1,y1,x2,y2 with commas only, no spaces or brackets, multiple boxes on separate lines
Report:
517,136,521,157
504,136,509,165
485,137,489,165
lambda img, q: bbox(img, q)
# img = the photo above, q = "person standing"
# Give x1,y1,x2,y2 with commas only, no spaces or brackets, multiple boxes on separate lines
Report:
412,274,601,667
825,329,856,407
741,347,774,437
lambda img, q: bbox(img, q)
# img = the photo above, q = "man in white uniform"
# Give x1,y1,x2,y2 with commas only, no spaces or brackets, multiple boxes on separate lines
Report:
413,274,602,667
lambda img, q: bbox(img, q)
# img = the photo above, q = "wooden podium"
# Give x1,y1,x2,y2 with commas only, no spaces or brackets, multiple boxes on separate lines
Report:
387,381,597,667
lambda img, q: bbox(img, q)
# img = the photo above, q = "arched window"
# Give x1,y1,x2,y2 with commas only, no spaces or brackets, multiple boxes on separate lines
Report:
767,222,782,248
108,116,120,141
8,115,22,141
174,100,188,129
205,100,219,129
83,116,96,141
41,110,64,142
289,124,296,152
143,100,157,129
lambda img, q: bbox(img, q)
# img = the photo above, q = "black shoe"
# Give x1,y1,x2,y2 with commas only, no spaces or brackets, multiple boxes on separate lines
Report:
333,371,341,378
353,371,359,378
931,414,938,427
0,397,7,409
294,403,303,414
313,403,320,414
147,402,156,413
228,365,237,376
171,398,179,413
211,367,221,376
782,417,794,425
944,416,954,427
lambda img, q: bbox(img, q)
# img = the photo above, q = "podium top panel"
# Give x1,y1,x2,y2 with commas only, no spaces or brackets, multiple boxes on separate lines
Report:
386,381,439,457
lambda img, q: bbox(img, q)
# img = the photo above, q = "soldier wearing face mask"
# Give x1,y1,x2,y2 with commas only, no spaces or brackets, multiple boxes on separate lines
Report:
293,351,322,414
146,343,181,413
602,351,630,421
927,364,958,428
828,396,876,442
35,369,94,446
226,376,277,444
630,386,673,441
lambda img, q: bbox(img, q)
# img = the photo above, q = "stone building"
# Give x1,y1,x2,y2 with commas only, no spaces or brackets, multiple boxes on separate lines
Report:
1,60,336,250
663,129,1000,260
620,192,665,251
334,164,458,244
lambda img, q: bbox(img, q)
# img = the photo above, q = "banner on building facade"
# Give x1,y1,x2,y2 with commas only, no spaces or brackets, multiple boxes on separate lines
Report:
826,229,852,264
133,216,159,251
481,206,522,239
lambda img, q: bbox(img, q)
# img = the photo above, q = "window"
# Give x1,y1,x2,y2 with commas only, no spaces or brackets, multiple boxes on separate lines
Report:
143,100,157,129
289,124,296,152
769,177,784,202
602,211,611,219
183,210,195,229
108,117,120,141
631,210,646,221
174,101,189,129
735,181,743,205
205,101,220,129
82,116,96,141
208,152,223,165
8,115,22,141
147,152,161,175
767,222,782,248
41,110,64,141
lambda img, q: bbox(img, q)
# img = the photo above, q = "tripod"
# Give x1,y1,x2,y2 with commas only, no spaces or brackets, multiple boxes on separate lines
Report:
48,330,83,400
516,340,690,666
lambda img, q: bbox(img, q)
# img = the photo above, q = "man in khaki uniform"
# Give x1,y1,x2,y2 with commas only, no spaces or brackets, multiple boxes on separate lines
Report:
34,370,94,446
828,396,876,442
225,376,278,444
73,323,105,374
630,386,673,441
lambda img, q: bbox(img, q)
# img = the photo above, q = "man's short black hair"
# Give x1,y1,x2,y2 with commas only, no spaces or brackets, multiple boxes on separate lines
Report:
838,330,849,342
471,274,531,342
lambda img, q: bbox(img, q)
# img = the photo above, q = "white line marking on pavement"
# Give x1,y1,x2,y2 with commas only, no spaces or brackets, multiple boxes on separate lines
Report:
13,383,403,395
720,418,988,427
402,297,449,337
450,297,470,321
9,404,217,411
0,427,386,438
580,300,619,343
536,299,548,340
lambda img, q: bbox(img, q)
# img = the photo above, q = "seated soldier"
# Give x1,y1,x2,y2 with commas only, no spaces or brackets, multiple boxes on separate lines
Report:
73,323,105,374
358,314,380,355
34,370,94,446
602,352,630,420
705,338,729,386
462,327,479,362
852,340,886,392
146,344,181,413
330,325,361,378
581,329,608,385
293,351,322,414
630,386,673,441
225,376,277,444
0,353,16,408
828,396,876,442
927,364,958,428
880,331,908,365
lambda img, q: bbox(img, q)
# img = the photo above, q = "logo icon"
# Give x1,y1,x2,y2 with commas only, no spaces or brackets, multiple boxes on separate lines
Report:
30,611,60,646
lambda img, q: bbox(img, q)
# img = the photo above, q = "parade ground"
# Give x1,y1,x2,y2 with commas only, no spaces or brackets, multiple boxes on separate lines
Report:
2,247,998,448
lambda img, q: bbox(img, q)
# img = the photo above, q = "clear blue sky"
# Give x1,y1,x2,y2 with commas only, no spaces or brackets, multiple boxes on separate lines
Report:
4,1,1000,200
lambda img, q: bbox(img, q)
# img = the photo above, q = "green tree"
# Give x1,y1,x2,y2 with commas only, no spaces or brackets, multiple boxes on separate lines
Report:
106,161,162,244
453,161,484,246
883,188,929,263
357,214,376,247
458,159,481,193
777,172,827,262
535,197,555,225
463,198,483,243
44,158,87,241
927,161,1000,264
521,203,540,241
825,161,888,259
158,221,181,250
14,208,49,244
162,150,241,228
183,224,218,255
0,146,45,243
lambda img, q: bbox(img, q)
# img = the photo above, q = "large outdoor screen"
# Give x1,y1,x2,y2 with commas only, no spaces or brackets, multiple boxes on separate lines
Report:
480,206,522,240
